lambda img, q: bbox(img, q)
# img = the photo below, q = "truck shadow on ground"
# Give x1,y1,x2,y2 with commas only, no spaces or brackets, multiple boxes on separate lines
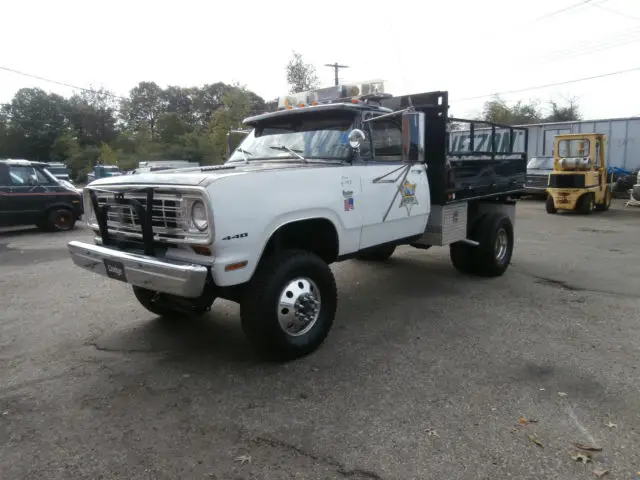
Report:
89,253,495,369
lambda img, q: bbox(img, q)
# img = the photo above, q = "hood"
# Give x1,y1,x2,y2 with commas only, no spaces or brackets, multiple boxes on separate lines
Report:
86,161,335,188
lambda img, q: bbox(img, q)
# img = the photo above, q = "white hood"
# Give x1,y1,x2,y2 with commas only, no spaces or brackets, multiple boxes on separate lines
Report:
86,162,335,188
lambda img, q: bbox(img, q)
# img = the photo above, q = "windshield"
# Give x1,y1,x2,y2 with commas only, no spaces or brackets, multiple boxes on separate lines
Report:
103,166,119,171
558,139,590,157
527,157,554,169
226,113,355,163
41,168,62,184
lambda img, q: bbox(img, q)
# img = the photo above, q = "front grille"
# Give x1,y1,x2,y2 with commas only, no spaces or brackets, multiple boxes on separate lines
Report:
88,188,210,245
548,174,585,189
97,193,183,238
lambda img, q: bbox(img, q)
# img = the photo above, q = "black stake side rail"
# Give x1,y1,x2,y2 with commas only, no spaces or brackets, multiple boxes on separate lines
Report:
89,188,156,257
448,117,530,160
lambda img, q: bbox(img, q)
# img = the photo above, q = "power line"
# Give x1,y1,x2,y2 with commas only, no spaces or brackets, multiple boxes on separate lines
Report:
589,2,640,21
454,66,640,102
0,65,128,101
533,0,597,21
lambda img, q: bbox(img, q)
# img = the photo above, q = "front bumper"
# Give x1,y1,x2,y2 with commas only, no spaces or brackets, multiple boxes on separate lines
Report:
67,240,208,298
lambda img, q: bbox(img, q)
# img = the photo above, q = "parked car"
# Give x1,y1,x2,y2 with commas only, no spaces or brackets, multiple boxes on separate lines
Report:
0,159,84,231
525,156,554,197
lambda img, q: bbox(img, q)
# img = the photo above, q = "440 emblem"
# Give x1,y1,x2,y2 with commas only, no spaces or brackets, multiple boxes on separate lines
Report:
399,181,418,214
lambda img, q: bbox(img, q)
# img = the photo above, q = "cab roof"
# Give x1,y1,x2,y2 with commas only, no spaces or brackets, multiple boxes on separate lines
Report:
243,102,391,126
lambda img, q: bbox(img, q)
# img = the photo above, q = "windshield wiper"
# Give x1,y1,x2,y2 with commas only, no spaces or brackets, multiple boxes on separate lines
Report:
270,145,306,161
236,147,253,164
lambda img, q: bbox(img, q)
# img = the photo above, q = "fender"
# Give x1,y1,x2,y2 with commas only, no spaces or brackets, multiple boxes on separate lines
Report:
210,208,345,287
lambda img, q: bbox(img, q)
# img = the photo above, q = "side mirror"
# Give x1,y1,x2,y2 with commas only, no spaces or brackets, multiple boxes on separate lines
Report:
348,129,366,151
401,111,425,163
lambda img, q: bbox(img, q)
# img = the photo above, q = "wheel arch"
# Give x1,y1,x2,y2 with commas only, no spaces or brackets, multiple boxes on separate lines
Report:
258,216,340,268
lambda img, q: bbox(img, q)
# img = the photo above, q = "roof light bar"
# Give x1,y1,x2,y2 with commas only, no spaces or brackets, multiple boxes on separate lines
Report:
277,80,386,110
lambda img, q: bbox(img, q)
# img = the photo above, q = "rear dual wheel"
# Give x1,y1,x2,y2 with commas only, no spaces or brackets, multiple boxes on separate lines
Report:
450,212,514,277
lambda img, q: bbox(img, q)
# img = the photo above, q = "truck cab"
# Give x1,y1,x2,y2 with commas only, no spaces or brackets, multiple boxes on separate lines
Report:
545,133,613,214
67,81,528,361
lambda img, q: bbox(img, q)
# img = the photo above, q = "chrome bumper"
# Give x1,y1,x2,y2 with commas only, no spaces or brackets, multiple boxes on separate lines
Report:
67,240,208,298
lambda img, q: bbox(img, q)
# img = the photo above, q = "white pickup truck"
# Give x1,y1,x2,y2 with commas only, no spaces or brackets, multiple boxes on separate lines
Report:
68,82,529,360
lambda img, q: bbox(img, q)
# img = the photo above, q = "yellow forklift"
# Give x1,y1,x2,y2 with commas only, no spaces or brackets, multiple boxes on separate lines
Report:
545,133,613,214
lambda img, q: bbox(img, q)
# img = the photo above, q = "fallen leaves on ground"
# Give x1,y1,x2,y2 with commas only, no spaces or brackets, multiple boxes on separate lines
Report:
518,417,539,425
558,392,568,397
574,442,603,452
570,451,592,464
605,421,617,429
592,469,609,478
528,435,544,448
426,428,439,437
234,454,252,465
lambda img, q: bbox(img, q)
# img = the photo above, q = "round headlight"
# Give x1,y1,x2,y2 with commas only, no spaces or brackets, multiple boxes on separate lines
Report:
191,200,208,231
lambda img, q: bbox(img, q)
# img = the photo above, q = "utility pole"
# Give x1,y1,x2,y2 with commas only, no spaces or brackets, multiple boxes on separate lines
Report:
324,62,349,86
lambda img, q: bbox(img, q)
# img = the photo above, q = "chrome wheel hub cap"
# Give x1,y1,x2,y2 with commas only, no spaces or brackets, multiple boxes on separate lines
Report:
495,228,509,263
277,277,321,336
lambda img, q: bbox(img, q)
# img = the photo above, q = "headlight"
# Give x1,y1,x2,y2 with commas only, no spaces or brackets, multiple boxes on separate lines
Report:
191,200,208,231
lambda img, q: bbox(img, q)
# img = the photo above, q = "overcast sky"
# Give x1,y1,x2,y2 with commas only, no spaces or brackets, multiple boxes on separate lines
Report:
2,0,639,120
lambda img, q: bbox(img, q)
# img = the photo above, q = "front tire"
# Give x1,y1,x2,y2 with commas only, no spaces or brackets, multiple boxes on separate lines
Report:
546,196,557,214
240,250,337,361
596,187,612,211
577,194,594,214
356,244,396,261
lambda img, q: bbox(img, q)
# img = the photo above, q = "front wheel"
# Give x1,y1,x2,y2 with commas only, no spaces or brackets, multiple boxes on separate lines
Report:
577,194,594,214
596,187,612,211
240,250,337,361
545,196,557,214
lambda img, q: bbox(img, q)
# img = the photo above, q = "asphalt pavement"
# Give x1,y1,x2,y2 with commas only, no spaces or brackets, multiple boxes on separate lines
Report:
1,199,639,480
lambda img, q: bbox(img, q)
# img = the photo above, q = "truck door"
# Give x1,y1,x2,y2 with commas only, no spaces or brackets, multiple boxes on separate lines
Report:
357,114,430,249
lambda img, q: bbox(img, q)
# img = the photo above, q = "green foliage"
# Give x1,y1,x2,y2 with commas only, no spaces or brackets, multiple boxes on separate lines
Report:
286,51,319,93
0,80,267,180
481,96,582,125
98,143,118,165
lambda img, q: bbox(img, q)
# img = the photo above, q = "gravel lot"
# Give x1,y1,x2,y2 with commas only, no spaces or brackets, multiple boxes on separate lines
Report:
1,198,639,480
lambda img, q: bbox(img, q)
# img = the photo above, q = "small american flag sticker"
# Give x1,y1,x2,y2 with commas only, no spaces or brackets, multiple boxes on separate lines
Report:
344,197,354,211
343,189,354,211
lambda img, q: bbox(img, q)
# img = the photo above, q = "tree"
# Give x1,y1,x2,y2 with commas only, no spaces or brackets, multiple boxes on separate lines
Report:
286,51,319,93
480,96,581,125
3,87,69,160
98,143,118,165
120,81,166,138
482,97,541,125
546,97,581,122
67,87,118,147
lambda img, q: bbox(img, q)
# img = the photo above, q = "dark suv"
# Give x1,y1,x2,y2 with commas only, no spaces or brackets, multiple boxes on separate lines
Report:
0,159,84,231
